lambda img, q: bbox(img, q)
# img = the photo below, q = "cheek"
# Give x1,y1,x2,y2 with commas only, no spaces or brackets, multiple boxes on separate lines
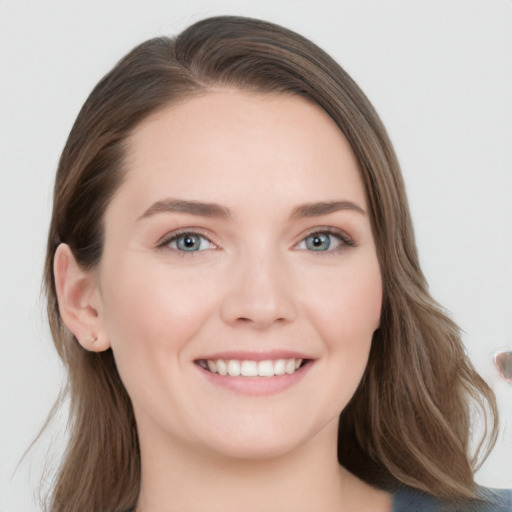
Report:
99,258,215,365
307,260,382,346
98,260,221,422
297,258,382,418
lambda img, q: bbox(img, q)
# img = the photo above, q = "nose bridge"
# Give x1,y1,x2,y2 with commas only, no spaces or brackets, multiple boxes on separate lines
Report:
220,242,297,328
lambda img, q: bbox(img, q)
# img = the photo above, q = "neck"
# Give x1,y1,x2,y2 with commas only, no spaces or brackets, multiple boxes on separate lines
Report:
135,419,362,512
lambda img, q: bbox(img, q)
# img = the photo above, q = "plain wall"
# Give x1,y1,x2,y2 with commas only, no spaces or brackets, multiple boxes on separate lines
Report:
1,0,511,510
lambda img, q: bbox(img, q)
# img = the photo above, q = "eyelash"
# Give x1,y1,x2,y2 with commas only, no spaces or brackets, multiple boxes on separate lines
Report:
156,228,217,254
296,227,356,254
156,227,356,255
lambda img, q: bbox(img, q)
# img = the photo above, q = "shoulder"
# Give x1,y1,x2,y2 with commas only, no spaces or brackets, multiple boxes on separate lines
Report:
393,486,512,512
471,488,512,512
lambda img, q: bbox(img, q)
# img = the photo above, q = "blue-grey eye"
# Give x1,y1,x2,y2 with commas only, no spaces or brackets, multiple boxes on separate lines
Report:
295,230,348,252
305,233,331,251
169,233,213,252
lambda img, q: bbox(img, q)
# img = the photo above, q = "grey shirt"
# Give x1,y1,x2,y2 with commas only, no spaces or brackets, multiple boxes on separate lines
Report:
393,486,512,512
123,486,512,511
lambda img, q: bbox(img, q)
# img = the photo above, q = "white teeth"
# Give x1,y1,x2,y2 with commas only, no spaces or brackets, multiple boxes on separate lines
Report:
274,359,286,375
241,360,258,377
216,359,228,376
200,358,304,377
285,359,296,374
227,360,241,376
258,360,274,377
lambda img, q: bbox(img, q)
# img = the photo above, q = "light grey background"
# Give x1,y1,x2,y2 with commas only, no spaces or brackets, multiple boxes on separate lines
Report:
1,1,511,510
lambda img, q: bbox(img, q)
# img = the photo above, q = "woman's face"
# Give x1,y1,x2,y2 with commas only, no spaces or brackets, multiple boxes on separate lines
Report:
95,90,382,460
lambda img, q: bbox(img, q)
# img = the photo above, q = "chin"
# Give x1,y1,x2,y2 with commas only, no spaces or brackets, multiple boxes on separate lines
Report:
207,436,306,462
194,414,337,463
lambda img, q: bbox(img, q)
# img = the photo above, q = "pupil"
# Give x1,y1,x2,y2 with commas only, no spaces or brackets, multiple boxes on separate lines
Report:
179,234,200,251
307,233,330,251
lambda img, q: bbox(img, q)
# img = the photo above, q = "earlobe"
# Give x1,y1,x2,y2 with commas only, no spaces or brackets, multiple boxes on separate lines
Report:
54,243,110,352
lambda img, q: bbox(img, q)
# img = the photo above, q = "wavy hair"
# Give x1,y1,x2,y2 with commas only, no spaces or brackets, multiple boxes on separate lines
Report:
43,15,498,511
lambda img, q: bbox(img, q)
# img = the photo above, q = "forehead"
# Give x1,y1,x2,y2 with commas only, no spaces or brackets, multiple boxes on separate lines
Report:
117,90,366,215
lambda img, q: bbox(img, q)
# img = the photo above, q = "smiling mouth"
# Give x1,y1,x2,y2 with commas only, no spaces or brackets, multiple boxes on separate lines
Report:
196,358,309,377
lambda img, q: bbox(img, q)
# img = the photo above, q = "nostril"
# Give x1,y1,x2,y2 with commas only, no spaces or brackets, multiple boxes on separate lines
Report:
494,351,512,382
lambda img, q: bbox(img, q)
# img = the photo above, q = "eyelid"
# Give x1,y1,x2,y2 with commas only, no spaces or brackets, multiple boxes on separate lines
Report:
294,226,356,250
156,228,218,251
155,225,355,252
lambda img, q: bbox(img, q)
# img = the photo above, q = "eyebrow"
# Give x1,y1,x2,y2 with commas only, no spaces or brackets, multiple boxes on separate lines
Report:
138,199,230,220
138,198,365,221
289,201,366,219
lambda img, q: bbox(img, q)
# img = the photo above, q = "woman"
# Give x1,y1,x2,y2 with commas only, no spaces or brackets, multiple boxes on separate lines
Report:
44,15,511,512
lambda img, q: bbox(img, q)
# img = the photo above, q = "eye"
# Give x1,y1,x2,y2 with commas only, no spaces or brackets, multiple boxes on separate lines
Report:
295,229,353,252
302,232,338,252
161,232,216,252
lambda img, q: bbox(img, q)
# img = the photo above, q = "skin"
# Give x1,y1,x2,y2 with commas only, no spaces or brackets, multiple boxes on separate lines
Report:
55,90,391,511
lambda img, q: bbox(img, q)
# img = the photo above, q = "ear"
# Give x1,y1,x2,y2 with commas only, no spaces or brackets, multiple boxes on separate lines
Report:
54,243,110,352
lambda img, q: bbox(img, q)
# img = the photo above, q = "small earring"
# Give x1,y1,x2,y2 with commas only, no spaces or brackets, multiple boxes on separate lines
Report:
88,334,98,344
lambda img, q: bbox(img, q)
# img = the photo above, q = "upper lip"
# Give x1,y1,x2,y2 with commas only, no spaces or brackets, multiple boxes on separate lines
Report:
195,350,313,362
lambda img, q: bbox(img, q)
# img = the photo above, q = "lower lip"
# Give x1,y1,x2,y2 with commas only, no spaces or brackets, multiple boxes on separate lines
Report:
196,361,313,396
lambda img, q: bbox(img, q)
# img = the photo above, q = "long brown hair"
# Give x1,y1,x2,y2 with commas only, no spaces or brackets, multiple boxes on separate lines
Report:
43,15,498,511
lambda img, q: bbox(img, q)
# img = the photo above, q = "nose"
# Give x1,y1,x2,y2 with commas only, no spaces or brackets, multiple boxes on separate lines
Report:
219,251,297,329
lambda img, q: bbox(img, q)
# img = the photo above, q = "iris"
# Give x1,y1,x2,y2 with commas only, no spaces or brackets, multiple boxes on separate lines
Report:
305,233,331,251
176,234,203,252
